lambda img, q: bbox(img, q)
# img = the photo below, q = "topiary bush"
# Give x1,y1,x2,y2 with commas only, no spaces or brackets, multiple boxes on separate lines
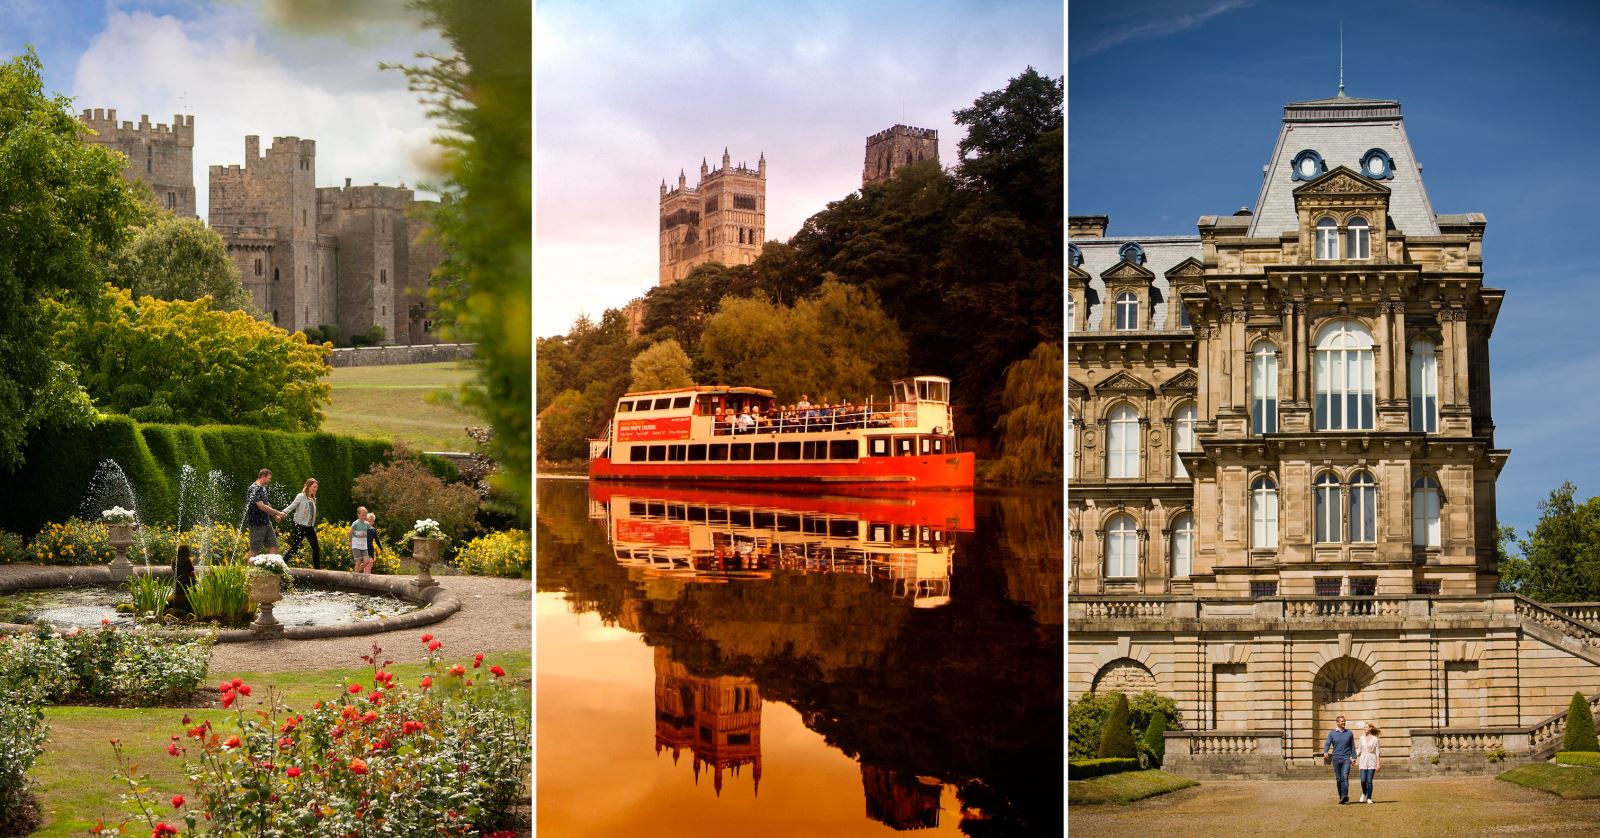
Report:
1564,691,1599,753
1069,689,1183,760
1141,710,1169,768
1098,692,1138,759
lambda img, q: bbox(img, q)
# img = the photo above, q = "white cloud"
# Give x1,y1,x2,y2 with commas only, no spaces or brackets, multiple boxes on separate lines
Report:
70,5,445,220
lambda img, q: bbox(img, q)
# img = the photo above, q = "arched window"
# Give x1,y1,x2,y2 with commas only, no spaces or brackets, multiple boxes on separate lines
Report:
1171,514,1194,579
1105,514,1138,578
1316,217,1340,260
1314,472,1342,543
1251,477,1278,549
1251,342,1278,434
1348,472,1376,542
1413,476,1441,547
1315,320,1375,430
1410,339,1438,433
1346,216,1371,260
1068,243,1083,268
1172,403,1197,479
1119,242,1146,265
1115,292,1139,331
1107,405,1140,478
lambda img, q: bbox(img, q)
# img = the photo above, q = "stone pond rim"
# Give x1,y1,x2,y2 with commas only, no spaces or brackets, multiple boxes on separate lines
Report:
0,566,462,643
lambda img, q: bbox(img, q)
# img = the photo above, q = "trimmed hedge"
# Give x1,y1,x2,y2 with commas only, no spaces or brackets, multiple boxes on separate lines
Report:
1565,692,1599,753
1556,751,1600,768
1069,758,1141,780
0,415,456,537
1098,692,1138,759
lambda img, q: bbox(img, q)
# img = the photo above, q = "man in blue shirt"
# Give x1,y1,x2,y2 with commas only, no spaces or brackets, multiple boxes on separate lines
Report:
1324,715,1356,804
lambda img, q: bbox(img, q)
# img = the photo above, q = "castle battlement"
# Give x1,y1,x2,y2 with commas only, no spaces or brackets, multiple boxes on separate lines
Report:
80,109,195,144
319,179,416,211
863,123,939,188
866,124,938,143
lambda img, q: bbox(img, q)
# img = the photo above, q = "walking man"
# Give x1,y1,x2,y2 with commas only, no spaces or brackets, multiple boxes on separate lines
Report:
1323,714,1356,804
244,468,286,558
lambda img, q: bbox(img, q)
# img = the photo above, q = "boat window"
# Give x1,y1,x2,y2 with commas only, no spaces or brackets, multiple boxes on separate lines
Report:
932,382,948,402
628,501,646,516
930,437,944,454
897,526,914,541
830,520,859,538
870,523,891,542
778,441,801,460
870,438,890,457
830,440,859,460
709,444,729,461
673,396,691,409
687,506,707,522
894,381,908,402
667,504,687,520
617,401,632,413
628,446,647,463
896,437,915,456
921,437,932,454
669,444,687,461
647,445,667,462
753,442,775,460
753,512,775,529
804,518,828,535
731,510,752,528
917,381,929,400
731,443,752,461
653,398,673,410
708,508,729,524
803,441,827,460
688,444,707,461
777,515,801,532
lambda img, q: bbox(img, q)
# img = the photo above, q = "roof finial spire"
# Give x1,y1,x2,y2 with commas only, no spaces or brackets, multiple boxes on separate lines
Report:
1338,22,1346,98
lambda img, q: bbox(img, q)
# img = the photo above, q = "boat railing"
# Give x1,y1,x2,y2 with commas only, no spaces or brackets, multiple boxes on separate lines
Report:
709,403,920,436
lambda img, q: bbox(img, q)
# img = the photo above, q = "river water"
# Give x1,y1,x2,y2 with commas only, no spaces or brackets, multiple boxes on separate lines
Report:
535,478,1062,836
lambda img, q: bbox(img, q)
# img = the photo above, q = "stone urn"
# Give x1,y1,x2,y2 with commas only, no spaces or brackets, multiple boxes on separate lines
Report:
411,536,441,591
249,573,285,636
106,523,136,582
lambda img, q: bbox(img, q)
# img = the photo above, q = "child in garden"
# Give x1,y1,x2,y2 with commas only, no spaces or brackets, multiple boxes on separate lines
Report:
366,511,384,570
351,506,374,574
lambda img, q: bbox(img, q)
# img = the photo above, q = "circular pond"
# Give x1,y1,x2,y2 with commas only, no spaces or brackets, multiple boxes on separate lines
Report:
0,584,421,629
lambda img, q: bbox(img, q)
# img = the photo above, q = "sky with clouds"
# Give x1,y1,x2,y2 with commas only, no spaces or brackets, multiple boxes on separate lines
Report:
1069,0,1600,539
535,0,1064,337
0,0,446,220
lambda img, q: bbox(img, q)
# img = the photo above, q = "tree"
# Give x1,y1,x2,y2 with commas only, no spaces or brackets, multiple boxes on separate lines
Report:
106,214,252,311
1141,710,1168,768
630,340,694,391
990,342,1063,484
1563,691,1599,753
0,48,148,469
1096,692,1137,759
389,0,531,517
1509,483,1600,602
46,285,332,431
640,261,753,352
352,456,480,548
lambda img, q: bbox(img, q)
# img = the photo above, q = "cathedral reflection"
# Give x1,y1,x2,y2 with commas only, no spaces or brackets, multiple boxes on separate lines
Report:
653,646,763,796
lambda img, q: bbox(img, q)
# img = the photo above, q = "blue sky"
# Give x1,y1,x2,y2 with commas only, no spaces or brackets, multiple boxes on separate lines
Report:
1069,0,1600,541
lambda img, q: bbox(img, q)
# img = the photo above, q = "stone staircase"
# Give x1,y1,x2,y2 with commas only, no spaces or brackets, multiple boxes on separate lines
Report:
1513,596,1600,668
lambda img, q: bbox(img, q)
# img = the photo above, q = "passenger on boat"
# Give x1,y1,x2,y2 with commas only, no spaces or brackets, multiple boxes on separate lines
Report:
737,409,756,434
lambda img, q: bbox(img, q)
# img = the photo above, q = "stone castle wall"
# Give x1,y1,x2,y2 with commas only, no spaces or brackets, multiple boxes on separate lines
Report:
863,124,938,187
80,109,196,218
328,342,475,368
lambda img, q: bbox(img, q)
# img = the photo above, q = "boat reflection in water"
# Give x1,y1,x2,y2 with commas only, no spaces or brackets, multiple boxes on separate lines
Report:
591,482,968,609
538,478,1060,836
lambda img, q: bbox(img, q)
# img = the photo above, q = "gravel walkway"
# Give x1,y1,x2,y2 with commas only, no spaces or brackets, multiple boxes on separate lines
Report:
1071,775,1600,836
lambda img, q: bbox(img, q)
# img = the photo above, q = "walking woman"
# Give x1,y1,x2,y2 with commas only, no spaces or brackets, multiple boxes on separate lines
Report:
281,478,322,569
1357,723,1381,804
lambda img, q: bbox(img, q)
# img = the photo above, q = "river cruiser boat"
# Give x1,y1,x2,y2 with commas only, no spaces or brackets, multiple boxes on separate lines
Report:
588,375,974,489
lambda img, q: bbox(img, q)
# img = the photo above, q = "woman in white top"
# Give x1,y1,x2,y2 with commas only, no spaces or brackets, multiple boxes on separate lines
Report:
281,478,321,569
1356,723,1381,803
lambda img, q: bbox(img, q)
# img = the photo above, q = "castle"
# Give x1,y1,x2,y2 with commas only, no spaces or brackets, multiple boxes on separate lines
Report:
80,110,442,345
1069,92,1599,776
658,149,766,286
862,124,938,188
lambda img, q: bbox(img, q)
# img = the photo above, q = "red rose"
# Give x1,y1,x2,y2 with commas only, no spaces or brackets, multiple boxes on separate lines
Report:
473,653,484,669
428,641,442,652
171,794,185,808
223,736,240,749
349,757,369,775
420,633,433,643
218,681,233,693
490,665,506,678
368,691,382,704
348,683,363,694
362,710,378,724
239,684,252,696
286,766,302,778
221,692,236,709
167,743,181,757
448,665,465,677
420,676,433,689
231,678,243,689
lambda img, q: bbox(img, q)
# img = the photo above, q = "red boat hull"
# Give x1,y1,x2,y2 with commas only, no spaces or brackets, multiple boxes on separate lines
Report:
588,451,975,490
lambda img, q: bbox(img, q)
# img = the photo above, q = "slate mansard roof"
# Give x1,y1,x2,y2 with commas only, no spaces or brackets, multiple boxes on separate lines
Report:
1074,236,1202,331
1248,95,1440,238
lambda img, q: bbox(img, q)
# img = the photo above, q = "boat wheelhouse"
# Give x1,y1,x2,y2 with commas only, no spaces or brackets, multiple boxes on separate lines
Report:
588,375,974,489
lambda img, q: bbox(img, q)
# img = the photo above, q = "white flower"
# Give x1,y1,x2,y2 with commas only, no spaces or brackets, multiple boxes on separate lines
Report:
249,554,289,576
102,506,136,524
412,519,443,538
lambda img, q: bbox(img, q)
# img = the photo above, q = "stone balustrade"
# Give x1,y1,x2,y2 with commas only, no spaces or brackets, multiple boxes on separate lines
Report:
1545,603,1600,625
1164,731,1285,777
1408,728,1531,774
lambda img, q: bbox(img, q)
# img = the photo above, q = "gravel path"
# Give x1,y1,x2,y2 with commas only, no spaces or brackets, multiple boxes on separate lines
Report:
209,575,531,672
1071,775,1600,836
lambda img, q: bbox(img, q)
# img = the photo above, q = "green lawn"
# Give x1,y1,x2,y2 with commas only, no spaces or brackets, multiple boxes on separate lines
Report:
1069,769,1198,805
1498,762,1600,799
322,361,483,452
27,651,530,836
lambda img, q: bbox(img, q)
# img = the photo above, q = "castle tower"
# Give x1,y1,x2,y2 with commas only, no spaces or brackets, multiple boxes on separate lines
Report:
79,109,196,218
209,136,320,331
316,181,428,345
659,149,766,286
862,124,939,188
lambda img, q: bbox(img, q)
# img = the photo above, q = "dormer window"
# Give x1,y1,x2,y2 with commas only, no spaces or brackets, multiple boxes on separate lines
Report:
1115,292,1139,331
1361,148,1394,180
1118,242,1146,265
1315,217,1340,259
1291,149,1326,182
1346,216,1371,259
1069,243,1083,268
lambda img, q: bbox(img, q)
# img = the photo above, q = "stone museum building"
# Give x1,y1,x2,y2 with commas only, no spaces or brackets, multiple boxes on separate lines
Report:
1068,92,1600,774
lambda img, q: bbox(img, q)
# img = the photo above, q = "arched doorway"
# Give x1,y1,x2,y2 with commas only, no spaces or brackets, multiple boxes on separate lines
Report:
1093,658,1155,694
1312,657,1380,749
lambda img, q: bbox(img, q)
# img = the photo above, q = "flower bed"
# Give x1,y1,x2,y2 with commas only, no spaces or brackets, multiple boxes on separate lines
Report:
452,530,530,579
0,685,45,830
99,638,528,836
20,520,249,568
0,624,212,707
310,521,400,574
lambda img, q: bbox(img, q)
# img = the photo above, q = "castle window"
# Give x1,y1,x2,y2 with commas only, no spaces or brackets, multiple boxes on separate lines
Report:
146,145,152,174
272,310,279,324
380,269,387,285
166,192,175,209
1410,339,1438,433
1348,471,1376,542
1172,403,1196,479
1104,514,1137,578
1170,514,1194,578
1314,319,1375,430
381,306,386,316
1314,472,1341,543
302,209,307,227
1315,217,1340,259
1251,342,1279,434
1251,476,1278,548
304,307,309,323
254,259,262,277
1107,405,1140,479
274,268,280,283
1413,476,1441,547
1346,216,1371,259
1114,292,1139,331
